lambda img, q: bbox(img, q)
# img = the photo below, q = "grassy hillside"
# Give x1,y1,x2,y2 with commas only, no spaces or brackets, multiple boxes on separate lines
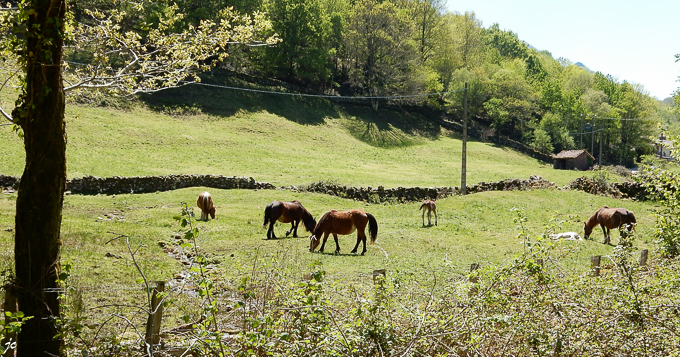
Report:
1,82,585,187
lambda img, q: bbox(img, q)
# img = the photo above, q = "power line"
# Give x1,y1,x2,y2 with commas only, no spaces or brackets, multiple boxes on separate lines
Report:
184,81,468,100
61,60,467,100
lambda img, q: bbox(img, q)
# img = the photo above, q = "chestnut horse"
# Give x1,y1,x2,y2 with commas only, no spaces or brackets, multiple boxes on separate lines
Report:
584,206,637,244
263,200,316,240
419,200,437,226
309,209,378,255
197,192,216,221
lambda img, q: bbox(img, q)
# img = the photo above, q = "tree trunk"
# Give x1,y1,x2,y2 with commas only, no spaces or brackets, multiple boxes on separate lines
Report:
12,0,67,356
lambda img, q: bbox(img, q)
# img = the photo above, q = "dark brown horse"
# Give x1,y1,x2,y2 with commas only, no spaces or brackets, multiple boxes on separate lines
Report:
584,206,637,244
263,200,316,240
197,192,216,221
309,209,378,255
419,200,437,226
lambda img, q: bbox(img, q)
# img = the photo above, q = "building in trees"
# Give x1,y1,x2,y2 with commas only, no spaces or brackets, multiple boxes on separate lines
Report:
552,149,594,171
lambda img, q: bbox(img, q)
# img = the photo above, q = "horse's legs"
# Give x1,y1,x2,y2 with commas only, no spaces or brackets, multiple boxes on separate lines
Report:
285,220,296,237
427,210,432,226
422,210,426,226
351,234,361,254
333,233,341,254
601,224,610,244
434,209,437,226
319,232,330,253
267,221,277,240
352,230,367,255
291,219,300,238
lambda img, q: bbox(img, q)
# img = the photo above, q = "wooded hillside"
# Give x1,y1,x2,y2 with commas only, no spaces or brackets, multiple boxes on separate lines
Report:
60,0,680,167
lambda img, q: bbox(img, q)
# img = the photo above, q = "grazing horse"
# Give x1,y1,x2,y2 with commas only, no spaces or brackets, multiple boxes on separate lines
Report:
309,209,378,255
196,192,216,221
584,206,637,244
263,200,316,240
419,200,437,226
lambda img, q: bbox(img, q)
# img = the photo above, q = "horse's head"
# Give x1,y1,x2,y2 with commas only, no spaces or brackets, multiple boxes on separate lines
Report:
309,234,321,252
583,222,592,239
208,206,216,219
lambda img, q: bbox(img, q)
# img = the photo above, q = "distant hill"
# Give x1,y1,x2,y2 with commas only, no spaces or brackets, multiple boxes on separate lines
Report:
575,62,594,73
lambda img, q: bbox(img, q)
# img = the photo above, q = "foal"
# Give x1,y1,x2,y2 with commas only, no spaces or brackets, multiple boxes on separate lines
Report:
196,192,216,221
419,200,437,226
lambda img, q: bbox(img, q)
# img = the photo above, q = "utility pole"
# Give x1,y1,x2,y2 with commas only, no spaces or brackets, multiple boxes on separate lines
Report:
599,129,603,166
461,82,468,195
589,115,597,157
580,114,584,149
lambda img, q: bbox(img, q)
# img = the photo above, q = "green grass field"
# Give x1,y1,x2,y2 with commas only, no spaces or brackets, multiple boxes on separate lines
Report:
0,84,657,293
0,85,664,350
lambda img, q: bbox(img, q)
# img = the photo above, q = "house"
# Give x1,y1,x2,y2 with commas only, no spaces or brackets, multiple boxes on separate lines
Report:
654,133,674,160
552,150,594,171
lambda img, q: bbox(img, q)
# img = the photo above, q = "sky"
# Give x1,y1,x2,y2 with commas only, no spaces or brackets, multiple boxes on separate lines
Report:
446,0,680,100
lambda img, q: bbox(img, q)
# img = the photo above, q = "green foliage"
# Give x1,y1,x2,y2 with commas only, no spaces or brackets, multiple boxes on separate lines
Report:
637,152,680,257
531,127,554,153
262,0,333,84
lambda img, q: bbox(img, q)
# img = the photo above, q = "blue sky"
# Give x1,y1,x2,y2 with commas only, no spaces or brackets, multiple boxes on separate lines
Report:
446,0,680,100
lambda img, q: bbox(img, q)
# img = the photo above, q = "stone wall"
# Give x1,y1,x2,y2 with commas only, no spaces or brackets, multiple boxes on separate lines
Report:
300,175,557,203
5,173,652,203
565,176,648,200
0,174,275,194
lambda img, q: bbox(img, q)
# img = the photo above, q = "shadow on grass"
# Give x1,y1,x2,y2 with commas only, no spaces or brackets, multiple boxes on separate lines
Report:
139,71,443,148
139,73,337,126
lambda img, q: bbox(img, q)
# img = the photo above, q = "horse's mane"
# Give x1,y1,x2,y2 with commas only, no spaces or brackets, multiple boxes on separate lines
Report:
585,208,601,227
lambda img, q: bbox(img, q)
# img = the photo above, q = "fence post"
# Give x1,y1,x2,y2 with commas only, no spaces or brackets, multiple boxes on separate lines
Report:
639,249,649,267
145,281,166,347
469,263,480,296
373,269,386,284
590,256,601,277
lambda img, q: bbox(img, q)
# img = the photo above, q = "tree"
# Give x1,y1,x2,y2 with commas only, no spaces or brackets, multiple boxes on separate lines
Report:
0,2,277,355
452,11,485,69
263,0,332,86
400,0,444,63
486,24,528,60
344,0,418,109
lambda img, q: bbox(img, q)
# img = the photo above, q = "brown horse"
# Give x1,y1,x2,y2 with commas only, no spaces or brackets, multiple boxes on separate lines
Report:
263,200,316,240
584,206,637,244
197,192,216,221
419,200,437,226
309,209,378,255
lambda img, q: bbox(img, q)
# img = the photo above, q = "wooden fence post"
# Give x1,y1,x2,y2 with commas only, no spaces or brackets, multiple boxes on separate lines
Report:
639,249,649,267
145,281,166,347
590,256,601,277
373,269,386,284
469,263,480,296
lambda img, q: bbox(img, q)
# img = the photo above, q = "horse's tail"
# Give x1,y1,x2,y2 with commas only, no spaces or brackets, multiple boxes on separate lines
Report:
629,211,637,230
366,213,378,244
419,202,426,211
263,203,272,227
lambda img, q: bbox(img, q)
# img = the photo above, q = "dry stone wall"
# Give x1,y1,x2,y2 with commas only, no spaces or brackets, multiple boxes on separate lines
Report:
1,173,652,202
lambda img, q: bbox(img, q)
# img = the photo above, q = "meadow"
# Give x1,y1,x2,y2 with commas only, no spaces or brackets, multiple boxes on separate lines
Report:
0,86,666,355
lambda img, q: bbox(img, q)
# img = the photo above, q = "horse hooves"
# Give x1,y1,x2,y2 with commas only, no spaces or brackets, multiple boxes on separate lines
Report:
361,252,366,256
285,232,291,237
